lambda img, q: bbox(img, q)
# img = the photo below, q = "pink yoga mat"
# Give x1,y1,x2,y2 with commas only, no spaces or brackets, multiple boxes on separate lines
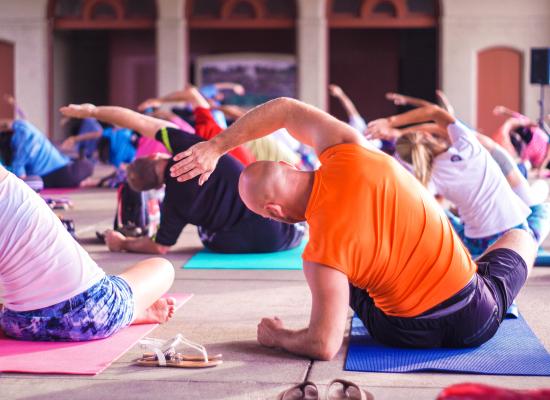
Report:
0,293,192,375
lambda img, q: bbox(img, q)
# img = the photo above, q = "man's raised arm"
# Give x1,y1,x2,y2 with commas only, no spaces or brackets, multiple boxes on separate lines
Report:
60,104,177,139
170,97,366,184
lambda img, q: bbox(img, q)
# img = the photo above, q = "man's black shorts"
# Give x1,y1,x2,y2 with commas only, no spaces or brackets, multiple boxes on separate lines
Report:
350,248,528,348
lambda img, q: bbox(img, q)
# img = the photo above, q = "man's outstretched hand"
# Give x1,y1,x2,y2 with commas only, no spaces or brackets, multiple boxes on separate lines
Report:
170,140,223,185
59,104,96,119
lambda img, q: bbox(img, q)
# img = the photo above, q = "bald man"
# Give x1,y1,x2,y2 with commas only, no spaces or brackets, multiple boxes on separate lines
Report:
169,97,536,360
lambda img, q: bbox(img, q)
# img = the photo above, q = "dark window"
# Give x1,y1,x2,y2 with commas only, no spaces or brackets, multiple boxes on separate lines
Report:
265,0,295,18
54,0,85,17
230,2,257,18
332,0,362,16
407,0,435,15
372,1,398,17
124,0,156,18
91,2,118,19
192,0,221,17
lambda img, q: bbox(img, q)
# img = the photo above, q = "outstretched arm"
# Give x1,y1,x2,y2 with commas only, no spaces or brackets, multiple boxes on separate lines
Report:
138,86,210,112
169,97,365,183
60,104,177,139
329,84,362,120
213,82,245,96
60,130,102,151
368,105,455,141
386,92,433,108
104,230,170,255
257,263,349,360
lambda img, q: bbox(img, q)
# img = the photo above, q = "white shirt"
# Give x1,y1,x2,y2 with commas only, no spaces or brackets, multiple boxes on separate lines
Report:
432,121,531,238
0,173,105,311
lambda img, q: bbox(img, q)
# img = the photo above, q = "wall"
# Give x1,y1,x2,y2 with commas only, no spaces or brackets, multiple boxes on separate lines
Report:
0,0,49,134
440,0,550,126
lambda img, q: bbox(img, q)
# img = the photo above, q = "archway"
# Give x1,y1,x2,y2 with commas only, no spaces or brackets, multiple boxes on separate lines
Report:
48,0,157,139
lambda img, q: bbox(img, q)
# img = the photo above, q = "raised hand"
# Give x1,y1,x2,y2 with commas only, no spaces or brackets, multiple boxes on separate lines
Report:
59,104,96,119
385,92,407,106
367,118,395,140
170,140,223,185
328,84,344,97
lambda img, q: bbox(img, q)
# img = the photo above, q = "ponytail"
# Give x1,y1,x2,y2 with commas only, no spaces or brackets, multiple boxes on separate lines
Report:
396,132,437,187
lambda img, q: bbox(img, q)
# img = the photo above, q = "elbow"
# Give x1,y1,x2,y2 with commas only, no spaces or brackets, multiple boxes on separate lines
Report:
311,337,342,361
315,344,340,361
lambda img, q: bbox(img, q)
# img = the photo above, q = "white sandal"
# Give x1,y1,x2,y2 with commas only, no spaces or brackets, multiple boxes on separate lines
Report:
136,334,222,368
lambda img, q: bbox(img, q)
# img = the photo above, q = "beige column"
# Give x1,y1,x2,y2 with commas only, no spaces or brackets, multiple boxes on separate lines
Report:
0,0,49,133
440,0,550,125
297,0,328,110
156,0,188,96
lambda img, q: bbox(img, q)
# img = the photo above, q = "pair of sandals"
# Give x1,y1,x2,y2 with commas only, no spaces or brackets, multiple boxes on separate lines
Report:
278,380,373,400
136,334,222,368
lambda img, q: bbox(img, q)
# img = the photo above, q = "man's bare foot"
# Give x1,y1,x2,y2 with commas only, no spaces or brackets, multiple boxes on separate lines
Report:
132,297,176,325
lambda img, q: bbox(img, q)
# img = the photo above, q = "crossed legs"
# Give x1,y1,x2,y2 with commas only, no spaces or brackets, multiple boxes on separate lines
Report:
118,257,176,324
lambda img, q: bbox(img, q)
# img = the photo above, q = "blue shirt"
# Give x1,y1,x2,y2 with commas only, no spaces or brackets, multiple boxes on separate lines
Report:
199,84,228,129
9,120,69,177
102,127,137,167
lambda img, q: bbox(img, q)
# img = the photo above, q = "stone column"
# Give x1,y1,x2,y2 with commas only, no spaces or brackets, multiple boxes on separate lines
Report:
0,0,49,134
297,0,328,110
156,0,187,95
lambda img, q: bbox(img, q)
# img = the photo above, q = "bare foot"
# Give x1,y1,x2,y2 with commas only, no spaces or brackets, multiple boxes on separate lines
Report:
132,297,176,325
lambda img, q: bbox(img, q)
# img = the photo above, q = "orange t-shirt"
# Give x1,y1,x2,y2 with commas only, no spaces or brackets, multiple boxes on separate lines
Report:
302,143,477,317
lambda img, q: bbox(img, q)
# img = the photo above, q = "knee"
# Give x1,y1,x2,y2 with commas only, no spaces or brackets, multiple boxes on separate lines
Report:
149,257,175,283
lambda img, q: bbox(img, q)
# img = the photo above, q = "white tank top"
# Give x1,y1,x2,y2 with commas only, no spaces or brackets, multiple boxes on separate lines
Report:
0,173,105,311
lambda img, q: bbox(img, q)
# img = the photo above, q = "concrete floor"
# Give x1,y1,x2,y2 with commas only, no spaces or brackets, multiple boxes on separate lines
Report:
3,182,550,399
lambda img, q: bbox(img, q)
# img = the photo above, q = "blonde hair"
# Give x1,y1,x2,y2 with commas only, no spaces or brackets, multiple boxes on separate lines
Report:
396,132,448,187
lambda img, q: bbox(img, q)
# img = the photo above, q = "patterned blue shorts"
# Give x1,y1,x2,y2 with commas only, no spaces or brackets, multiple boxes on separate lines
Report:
0,276,134,342
445,204,550,258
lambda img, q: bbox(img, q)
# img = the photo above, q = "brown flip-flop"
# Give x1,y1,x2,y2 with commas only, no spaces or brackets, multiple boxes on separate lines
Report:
326,379,373,400
277,381,319,400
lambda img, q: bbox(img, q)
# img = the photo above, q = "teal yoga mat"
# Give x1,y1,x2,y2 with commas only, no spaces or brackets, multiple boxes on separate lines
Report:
183,243,306,270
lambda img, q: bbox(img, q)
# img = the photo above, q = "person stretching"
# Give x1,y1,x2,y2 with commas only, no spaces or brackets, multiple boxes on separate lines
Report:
60,103,304,255
167,97,536,359
0,163,176,341
0,118,93,188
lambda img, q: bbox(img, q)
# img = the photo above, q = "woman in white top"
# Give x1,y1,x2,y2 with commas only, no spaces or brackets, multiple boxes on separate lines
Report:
0,164,176,341
368,105,535,258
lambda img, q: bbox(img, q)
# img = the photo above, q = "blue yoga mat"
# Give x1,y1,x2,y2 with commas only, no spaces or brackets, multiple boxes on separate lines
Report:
345,315,550,376
183,243,305,270
536,249,550,266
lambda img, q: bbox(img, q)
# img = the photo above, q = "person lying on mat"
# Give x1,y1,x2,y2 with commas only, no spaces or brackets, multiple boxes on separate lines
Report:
0,118,94,188
382,92,550,256
167,97,537,359
0,164,176,342
60,98,304,255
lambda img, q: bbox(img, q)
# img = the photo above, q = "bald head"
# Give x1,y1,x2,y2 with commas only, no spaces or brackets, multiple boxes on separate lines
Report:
238,160,314,224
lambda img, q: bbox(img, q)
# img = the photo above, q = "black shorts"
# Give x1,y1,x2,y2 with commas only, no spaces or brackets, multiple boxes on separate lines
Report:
42,159,94,188
350,248,528,348
198,213,305,254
